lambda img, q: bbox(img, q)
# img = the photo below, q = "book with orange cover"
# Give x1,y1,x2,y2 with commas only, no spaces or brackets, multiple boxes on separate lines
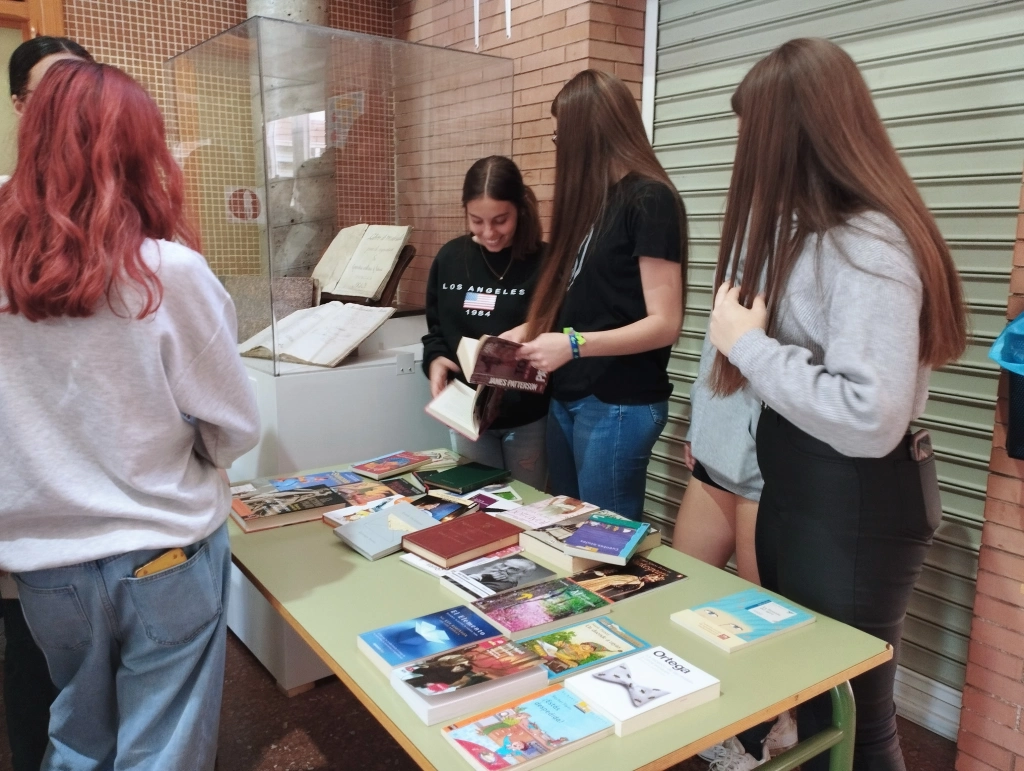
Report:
402,512,523,569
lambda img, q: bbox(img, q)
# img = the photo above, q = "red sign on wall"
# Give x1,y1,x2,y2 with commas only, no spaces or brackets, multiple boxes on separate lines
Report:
224,186,265,224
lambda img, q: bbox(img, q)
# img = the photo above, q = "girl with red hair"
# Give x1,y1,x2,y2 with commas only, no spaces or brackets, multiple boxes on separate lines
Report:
0,59,259,770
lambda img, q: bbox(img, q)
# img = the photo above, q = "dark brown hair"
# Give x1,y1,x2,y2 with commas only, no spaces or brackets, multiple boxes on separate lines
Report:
711,38,966,394
8,36,93,99
462,156,542,262
524,70,687,339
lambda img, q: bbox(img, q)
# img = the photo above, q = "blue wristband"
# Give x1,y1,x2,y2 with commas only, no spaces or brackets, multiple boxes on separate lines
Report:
567,331,580,359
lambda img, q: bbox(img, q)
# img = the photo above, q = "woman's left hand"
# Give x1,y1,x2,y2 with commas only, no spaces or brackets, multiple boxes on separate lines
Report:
709,282,767,357
518,332,574,373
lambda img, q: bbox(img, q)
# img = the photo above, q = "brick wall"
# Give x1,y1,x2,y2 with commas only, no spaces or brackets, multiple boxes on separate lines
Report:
956,171,1024,771
393,0,647,306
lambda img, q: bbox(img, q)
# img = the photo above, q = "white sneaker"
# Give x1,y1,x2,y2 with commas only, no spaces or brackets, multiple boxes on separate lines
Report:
697,737,733,762
708,737,766,771
764,710,798,757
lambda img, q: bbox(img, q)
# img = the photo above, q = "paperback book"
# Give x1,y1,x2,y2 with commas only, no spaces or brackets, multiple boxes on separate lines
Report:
671,588,816,652
426,378,503,442
442,552,555,602
357,606,503,675
568,556,686,604
321,495,401,528
410,492,478,523
471,578,611,641
561,513,651,566
399,552,450,578
351,451,434,480
442,685,614,770
519,617,650,680
334,501,439,561
334,479,400,507
495,496,600,531
519,513,662,572
417,448,466,471
229,482,349,533
564,646,720,736
391,637,547,725
267,470,362,491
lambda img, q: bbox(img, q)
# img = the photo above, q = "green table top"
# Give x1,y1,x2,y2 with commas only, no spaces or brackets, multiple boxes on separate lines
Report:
228,481,890,771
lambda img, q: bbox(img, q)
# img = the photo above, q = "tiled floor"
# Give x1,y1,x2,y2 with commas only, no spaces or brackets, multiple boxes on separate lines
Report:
0,631,958,770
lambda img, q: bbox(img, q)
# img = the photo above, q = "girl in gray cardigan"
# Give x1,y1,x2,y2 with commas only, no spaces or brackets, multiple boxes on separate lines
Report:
708,39,966,771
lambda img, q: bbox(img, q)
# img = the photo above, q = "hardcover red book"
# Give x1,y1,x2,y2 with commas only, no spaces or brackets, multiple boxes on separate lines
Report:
402,512,524,569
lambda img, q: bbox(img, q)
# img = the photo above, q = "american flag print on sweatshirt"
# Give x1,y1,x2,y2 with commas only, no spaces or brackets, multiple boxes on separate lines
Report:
463,292,497,311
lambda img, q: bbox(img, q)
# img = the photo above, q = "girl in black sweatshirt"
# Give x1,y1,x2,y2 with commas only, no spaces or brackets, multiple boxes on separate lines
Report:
422,156,548,489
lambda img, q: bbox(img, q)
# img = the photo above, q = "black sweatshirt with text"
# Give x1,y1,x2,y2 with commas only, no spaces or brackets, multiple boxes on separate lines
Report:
422,235,549,430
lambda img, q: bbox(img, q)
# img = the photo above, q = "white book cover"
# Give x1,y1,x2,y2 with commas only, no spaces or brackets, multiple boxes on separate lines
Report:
564,646,720,736
313,223,368,291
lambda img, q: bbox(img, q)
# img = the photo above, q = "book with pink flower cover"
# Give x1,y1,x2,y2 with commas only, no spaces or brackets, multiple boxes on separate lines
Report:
470,578,611,641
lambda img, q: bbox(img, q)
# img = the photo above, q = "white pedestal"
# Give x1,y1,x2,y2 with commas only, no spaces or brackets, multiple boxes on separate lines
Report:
226,313,450,693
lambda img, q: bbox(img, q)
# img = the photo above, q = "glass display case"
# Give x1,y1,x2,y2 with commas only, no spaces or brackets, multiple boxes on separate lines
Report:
165,16,514,374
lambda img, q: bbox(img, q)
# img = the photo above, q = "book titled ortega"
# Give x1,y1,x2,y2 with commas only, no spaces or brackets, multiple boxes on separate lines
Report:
564,647,720,736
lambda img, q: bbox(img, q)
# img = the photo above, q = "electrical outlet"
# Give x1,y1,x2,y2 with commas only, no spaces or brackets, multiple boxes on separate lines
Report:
396,351,415,375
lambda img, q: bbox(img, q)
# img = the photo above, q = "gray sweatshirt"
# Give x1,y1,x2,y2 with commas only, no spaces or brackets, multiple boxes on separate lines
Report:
0,240,260,573
728,212,929,458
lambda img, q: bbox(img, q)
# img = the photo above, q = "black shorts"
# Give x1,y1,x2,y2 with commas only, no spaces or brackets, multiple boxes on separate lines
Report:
691,460,728,493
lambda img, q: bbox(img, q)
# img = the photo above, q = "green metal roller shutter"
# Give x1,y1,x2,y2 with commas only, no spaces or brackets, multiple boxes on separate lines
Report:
647,0,1024,737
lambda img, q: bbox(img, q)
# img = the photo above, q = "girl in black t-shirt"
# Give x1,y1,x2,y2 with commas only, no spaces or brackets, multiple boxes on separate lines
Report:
509,70,688,521
422,156,549,489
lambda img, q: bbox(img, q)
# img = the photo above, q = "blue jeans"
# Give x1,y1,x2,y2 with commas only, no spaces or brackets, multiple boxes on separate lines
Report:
451,416,548,491
15,524,231,771
547,395,668,520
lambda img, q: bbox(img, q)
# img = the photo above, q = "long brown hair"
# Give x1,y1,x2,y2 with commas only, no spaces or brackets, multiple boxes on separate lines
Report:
711,38,966,394
524,69,687,340
462,156,542,262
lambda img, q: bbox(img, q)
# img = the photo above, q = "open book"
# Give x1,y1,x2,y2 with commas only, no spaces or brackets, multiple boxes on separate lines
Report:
425,335,547,440
238,301,394,367
311,224,412,300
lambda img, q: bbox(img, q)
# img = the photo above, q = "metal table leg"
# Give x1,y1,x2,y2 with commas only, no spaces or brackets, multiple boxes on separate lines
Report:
757,681,857,771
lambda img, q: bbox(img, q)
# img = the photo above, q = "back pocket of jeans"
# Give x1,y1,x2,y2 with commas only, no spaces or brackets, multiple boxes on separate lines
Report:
16,583,93,651
123,543,222,646
649,403,668,427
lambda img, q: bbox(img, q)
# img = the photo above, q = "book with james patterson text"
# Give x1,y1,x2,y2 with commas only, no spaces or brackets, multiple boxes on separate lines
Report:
357,607,502,675
229,482,349,533
334,501,439,561
402,512,523,569
564,646,720,736
495,497,599,531
567,556,686,604
561,514,651,566
442,685,614,770
519,617,650,680
442,552,555,602
671,588,816,652
351,451,435,480
471,578,611,641
457,335,549,394
390,637,547,726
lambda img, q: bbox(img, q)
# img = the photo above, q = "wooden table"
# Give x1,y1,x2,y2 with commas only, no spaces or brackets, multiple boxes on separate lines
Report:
228,481,890,771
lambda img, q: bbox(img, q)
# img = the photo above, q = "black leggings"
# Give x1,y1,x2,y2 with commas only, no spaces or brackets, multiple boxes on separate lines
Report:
751,408,934,771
